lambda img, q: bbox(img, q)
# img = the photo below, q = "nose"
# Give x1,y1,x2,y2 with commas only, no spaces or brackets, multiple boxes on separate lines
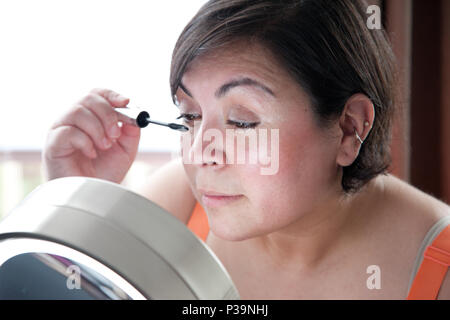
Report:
187,120,227,170
202,150,225,168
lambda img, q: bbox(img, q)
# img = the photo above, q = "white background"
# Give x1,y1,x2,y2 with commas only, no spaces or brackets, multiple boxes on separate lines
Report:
0,0,207,152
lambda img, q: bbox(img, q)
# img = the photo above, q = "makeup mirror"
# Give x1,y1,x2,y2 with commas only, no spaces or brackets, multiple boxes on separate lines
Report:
0,177,240,300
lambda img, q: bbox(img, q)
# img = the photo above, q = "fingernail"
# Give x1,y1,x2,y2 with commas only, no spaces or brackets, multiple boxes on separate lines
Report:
103,137,112,149
109,124,121,138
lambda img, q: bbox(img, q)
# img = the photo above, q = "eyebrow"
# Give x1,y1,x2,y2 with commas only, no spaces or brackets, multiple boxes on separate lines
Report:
215,77,275,98
178,82,193,99
178,77,275,100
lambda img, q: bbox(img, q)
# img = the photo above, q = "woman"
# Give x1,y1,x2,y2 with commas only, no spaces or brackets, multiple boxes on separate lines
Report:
43,0,450,299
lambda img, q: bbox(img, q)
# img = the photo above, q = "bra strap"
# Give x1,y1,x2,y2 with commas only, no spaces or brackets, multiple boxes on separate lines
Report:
407,223,450,299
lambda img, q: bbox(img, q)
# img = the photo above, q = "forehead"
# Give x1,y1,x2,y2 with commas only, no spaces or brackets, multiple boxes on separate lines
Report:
176,41,313,119
181,41,291,90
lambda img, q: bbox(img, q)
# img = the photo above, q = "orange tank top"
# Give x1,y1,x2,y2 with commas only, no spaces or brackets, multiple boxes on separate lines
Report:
186,202,450,299
187,202,210,242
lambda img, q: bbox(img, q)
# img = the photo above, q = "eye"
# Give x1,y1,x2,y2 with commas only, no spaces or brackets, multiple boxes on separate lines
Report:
176,113,260,129
176,113,201,125
227,120,260,129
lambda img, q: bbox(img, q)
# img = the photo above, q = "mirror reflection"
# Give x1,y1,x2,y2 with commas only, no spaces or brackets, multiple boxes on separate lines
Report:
0,238,147,300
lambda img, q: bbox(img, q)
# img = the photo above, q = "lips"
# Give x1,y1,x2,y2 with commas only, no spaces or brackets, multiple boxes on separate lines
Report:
198,189,240,197
198,189,243,208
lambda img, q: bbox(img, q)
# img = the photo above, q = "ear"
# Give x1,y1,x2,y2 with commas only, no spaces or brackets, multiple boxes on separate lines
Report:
336,93,375,167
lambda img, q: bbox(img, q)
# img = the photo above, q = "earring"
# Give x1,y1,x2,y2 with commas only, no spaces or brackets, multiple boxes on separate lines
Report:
355,128,364,144
355,120,369,144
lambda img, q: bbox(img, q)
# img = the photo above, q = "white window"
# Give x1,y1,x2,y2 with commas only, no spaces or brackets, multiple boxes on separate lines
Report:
0,0,207,217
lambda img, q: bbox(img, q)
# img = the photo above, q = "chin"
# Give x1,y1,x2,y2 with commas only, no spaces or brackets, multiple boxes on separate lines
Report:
209,224,246,241
210,222,267,242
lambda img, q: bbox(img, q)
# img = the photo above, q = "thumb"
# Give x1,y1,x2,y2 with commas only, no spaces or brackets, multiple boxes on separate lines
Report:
117,123,140,157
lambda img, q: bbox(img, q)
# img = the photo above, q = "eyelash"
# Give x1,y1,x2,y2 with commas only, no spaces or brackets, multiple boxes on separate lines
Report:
176,113,260,129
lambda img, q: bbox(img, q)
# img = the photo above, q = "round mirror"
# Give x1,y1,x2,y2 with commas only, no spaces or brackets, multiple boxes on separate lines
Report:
0,177,240,300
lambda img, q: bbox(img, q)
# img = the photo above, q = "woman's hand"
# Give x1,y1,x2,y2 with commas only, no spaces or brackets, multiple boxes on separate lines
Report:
42,88,141,184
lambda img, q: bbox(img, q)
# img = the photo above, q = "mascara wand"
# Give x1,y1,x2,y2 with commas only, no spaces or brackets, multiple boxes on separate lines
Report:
114,108,189,132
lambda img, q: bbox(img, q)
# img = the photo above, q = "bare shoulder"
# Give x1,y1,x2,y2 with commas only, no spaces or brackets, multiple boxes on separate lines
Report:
380,174,450,223
387,175,450,214
373,173,450,249
380,177,450,299
356,174,450,298
384,177,450,300
383,175,450,300
134,157,197,224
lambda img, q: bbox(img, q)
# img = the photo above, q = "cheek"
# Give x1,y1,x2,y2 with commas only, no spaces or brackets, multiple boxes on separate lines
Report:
244,125,338,224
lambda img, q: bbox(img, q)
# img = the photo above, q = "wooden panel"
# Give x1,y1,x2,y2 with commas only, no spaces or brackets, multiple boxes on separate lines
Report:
410,0,443,199
441,0,450,204
384,0,412,181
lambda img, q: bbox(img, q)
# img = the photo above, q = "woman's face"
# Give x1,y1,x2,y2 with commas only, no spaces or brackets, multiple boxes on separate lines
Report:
175,42,343,241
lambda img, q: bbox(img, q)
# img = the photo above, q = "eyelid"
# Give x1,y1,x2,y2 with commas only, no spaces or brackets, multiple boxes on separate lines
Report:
227,119,260,129
176,112,201,118
176,113,201,123
176,113,260,129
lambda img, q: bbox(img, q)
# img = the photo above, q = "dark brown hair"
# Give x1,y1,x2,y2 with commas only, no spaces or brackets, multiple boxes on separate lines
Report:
170,0,397,193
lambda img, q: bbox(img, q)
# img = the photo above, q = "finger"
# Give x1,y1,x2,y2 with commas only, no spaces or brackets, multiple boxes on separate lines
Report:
52,104,113,151
79,92,127,140
46,125,97,160
116,123,140,156
90,87,130,108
